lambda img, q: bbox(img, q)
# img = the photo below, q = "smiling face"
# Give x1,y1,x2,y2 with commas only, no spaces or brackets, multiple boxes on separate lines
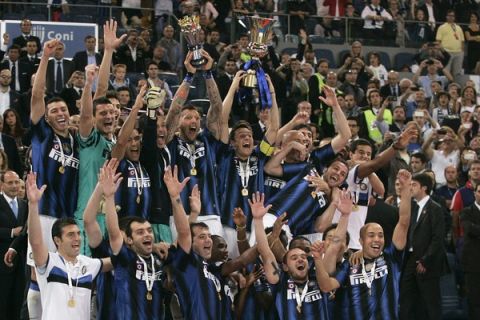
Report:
192,225,213,260
360,223,384,259
231,127,254,159
125,129,142,162
127,221,154,256
156,116,167,148
179,109,201,142
46,100,70,135
323,160,349,187
55,224,82,259
94,103,116,136
350,144,372,164
283,248,309,281
211,236,229,263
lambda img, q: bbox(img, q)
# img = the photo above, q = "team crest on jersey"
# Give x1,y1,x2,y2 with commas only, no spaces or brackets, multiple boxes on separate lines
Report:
359,183,368,191
349,264,389,286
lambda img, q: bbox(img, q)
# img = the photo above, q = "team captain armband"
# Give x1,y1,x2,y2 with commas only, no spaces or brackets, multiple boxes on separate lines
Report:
260,139,275,156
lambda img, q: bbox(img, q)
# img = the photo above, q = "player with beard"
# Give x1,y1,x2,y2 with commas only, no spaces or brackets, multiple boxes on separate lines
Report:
252,191,353,319
212,71,279,252
315,169,413,320
164,50,224,231
165,165,259,319
104,162,169,320
264,85,351,200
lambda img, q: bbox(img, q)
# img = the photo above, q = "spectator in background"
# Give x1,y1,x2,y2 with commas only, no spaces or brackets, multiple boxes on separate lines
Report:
436,10,465,77
45,42,74,95
361,0,393,41
138,29,153,58
323,0,348,18
286,0,315,35
207,29,226,56
412,58,453,99
154,0,173,39
72,35,102,72
199,0,219,28
0,69,20,114
158,25,182,73
147,44,172,71
12,19,41,56
1,45,32,93
339,69,365,105
465,12,480,74
108,64,136,100
121,0,142,27
19,39,40,73
60,71,85,116
407,9,435,46
380,71,401,100
367,51,388,86
2,108,30,151
0,115,22,176
145,62,172,101
115,30,146,78
416,0,441,26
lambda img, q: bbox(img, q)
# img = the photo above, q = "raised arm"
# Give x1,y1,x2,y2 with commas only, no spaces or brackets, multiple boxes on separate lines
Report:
78,64,96,138
232,207,251,254
85,159,121,249
320,86,351,153
202,50,224,140
94,19,127,100
188,184,201,223
26,173,48,267
250,192,279,284
357,126,417,179
103,162,125,255
392,169,412,250
311,241,341,292
110,84,147,159
30,39,59,124
275,111,309,146
421,129,436,160
264,141,306,177
263,75,280,145
220,70,246,144
164,53,196,144
164,166,191,253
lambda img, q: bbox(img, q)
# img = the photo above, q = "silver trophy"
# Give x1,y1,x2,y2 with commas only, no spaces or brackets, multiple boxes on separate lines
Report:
179,15,206,68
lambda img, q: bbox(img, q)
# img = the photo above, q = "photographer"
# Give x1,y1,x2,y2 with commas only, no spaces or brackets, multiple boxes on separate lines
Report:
412,58,453,98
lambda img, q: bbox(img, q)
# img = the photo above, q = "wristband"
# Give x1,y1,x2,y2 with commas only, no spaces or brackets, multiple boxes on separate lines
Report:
236,224,246,230
237,238,248,242
184,72,194,84
203,69,214,79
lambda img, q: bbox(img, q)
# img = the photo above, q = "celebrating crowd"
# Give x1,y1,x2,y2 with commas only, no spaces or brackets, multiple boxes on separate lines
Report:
1,1,480,320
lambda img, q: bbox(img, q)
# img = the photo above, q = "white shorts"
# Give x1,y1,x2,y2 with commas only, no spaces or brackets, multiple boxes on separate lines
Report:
169,214,224,243
27,215,58,266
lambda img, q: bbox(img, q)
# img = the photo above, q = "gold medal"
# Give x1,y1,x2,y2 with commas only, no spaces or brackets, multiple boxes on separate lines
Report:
217,291,222,301
136,195,141,204
146,291,152,301
296,305,302,314
241,188,248,197
311,191,317,199
67,298,76,308
190,168,197,176
352,204,359,211
59,166,65,174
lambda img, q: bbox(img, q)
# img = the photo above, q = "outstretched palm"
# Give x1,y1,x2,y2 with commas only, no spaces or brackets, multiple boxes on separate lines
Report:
248,192,272,219
103,19,127,50
311,241,326,259
336,189,353,215
26,172,46,203
164,166,190,198
319,86,339,109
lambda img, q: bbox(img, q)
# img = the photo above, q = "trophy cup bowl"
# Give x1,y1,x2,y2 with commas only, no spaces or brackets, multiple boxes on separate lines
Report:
243,16,275,88
179,15,206,68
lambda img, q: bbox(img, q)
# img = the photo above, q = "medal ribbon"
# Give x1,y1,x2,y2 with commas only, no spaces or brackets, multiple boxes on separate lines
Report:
294,281,309,312
127,160,144,198
55,133,74,169
138,254,155,293
361,258,377,291
65,259,79,304
235,156,251,190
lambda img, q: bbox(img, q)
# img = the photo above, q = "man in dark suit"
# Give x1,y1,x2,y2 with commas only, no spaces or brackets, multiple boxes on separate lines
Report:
12,19,41,56
72,35,102,72
0,171,28,320
399,172,448,320
45,42,74,95
60,70,85,115
0,45,33,93
379,70,401,100
19,39,41,73
460,183,480,320
418,0,442,25
215,58,240,122
114,31,146,75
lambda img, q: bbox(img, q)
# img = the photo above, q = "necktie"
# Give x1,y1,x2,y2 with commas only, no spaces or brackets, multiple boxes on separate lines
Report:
408,203,420,250
10,63,16,90
56,61,63,93
10,200,18,219
78,89,83,97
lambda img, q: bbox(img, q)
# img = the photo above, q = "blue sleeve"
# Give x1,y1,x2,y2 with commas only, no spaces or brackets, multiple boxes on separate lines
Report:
171,245,197,272
334,260,350,287
310,143,335,172
384,242,404,266
202,129,230,163
31,117,49,142
111,245,133,268
282,162,307,180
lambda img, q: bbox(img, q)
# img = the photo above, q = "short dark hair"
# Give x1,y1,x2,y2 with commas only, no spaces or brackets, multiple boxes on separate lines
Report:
8,44,21,53
411,151,427,164
293,124,312,133
412,172,434,194
322,223,351,247
190,222,209,239
347,116,358,123
288,236,311,250
93,96,112,115
46,97,67,114
229,120,252,141
350,138,373,153
125,216,148,238
51,218,77,248
84,35,95,41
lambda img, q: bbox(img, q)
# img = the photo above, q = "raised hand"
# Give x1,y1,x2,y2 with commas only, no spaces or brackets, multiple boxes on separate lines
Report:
311,240,326,259
164,166,190,198
272,212,288,239
42,39,60,57
336,189,353,215
200,49,214,70
26,172,46,203
103,19,127,51
307,174,330,194
98,159,123,198
184,51,197,74
85,64,98,85
396,169,412,191
133,84,148,111
319,85,340,109
189,184,201,214
394,126,418,149
233,207,247,227
291,111,310,125
248,192,272,219
231,70,247,90
245,265,264,287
